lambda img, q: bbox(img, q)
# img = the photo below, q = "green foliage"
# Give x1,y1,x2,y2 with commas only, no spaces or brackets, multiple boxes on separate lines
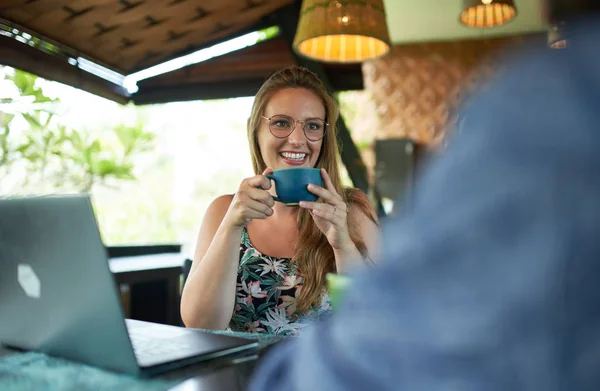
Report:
0,68,154,194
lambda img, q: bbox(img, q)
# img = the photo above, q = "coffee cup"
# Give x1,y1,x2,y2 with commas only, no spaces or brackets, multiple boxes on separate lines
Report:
266,168,323,206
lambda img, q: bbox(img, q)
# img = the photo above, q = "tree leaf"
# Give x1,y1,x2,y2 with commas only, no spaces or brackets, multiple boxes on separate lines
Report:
21,113,42,129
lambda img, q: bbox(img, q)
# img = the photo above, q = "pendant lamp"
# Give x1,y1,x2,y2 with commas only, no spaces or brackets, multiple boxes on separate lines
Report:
460,0,518,28
293,0,392,63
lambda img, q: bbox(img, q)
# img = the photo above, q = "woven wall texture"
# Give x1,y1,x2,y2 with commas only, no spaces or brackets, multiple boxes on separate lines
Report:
363,35,543,145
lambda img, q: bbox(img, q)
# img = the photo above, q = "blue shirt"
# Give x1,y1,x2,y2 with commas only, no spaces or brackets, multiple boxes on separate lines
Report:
250,17,600,391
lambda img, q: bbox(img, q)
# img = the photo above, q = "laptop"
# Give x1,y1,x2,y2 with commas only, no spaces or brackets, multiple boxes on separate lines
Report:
0,195,258,376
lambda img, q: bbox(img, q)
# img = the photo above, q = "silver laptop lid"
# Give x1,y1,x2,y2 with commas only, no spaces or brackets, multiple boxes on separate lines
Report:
0,195,139,375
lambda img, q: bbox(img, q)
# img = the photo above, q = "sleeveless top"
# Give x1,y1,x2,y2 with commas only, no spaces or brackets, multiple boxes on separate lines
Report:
228,227,332,336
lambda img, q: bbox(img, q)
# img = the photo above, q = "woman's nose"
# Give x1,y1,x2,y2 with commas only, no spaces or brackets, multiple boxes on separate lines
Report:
287,123,307,145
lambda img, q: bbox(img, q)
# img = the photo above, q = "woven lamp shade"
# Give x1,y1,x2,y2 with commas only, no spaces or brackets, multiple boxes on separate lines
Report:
293,0,392,63
460,0,517,28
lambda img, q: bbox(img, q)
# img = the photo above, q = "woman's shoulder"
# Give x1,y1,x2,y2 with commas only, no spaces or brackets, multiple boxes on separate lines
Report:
204,194,234,219
211,194,234,207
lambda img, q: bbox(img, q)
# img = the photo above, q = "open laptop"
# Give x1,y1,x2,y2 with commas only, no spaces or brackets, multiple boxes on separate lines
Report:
0,195,258,376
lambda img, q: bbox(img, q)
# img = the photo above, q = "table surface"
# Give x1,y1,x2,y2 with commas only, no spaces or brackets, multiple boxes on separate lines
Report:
0,329,284,391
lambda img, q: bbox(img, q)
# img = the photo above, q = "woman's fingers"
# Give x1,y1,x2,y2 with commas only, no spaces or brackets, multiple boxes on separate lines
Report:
303,169,346,224
242,198,273,220
306,170,343,204
246,173,271,190
243,194,274,215
247,187,274,207
306,183,345,208
229,171,276,227
320,168,336,192
239,173,274,207
300,201,344,223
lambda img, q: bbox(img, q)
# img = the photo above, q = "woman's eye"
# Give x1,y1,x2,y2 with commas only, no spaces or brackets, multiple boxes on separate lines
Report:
306,122,322,131
273,120,290,128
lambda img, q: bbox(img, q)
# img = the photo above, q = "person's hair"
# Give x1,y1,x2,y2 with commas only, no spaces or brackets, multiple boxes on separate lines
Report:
247,65,378,312
547,0,600,23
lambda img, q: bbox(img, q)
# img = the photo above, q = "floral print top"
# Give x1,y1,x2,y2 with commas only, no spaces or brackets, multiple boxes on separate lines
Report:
228,227,332,336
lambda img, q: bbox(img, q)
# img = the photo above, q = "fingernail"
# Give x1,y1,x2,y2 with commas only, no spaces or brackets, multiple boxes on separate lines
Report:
299,201,307,207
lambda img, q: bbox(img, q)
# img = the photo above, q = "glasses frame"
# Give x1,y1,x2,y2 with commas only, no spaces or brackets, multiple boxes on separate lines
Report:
261,114,328,142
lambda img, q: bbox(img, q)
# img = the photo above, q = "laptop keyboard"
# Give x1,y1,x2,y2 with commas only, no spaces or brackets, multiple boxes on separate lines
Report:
124,319,256,368
128,328,199,363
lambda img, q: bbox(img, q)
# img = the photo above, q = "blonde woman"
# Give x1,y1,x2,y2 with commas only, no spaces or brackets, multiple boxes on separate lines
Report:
180,66,380,335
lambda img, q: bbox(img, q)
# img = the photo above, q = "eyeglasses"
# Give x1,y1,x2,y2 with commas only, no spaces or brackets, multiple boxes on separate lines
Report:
261,114,328,142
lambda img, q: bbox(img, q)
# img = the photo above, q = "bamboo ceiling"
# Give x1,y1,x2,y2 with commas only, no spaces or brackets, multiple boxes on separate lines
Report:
0,0,292,74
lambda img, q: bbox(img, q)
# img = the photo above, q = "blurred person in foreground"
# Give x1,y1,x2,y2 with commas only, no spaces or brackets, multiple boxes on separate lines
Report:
249,0,600,389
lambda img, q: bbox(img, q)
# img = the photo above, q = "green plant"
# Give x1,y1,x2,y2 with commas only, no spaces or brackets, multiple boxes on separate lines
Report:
0,68,154,194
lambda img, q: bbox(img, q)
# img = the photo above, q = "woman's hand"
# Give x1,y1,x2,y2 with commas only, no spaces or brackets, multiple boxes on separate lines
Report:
223,168,275,228
300,168,352,250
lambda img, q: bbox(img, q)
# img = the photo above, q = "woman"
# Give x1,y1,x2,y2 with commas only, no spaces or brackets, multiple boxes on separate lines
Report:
180,66,380,335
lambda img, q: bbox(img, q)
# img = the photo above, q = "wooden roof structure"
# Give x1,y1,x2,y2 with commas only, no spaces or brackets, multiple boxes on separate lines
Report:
134,36,363,104
0,0,363,103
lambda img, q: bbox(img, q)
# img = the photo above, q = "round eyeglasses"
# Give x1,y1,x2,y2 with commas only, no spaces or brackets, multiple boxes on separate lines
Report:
261,114,327,142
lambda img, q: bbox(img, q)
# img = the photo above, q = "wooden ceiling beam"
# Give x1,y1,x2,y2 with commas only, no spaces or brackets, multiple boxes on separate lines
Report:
0,14,124,75
0,34,129,104
130,77,267,105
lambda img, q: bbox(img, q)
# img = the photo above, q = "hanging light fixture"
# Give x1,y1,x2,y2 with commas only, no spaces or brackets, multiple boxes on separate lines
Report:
293,0,392,63
548,22,568,49
459,0,518,28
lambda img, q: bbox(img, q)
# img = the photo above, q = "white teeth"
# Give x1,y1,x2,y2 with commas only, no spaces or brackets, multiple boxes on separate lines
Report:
281,152,306,161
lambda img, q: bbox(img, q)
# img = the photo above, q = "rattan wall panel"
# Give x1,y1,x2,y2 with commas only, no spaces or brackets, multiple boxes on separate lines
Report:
363,35,541,145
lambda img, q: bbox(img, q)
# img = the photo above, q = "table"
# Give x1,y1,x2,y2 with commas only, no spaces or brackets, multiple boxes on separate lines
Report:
109,253,187,326
0,330,284,391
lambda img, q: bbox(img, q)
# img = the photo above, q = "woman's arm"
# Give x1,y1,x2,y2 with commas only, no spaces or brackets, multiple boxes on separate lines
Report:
333,190,381,273
301,169,381,274
180,195,242,330
181,171,275,330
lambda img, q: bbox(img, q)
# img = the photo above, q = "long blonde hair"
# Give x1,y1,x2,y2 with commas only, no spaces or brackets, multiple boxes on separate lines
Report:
248,66,378,312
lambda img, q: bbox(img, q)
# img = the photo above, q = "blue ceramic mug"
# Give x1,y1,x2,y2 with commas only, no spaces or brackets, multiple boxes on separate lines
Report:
266,168,323,205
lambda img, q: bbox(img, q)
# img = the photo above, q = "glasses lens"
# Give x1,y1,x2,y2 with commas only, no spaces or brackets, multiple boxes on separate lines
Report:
269,115,294,138
303,119,325,141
